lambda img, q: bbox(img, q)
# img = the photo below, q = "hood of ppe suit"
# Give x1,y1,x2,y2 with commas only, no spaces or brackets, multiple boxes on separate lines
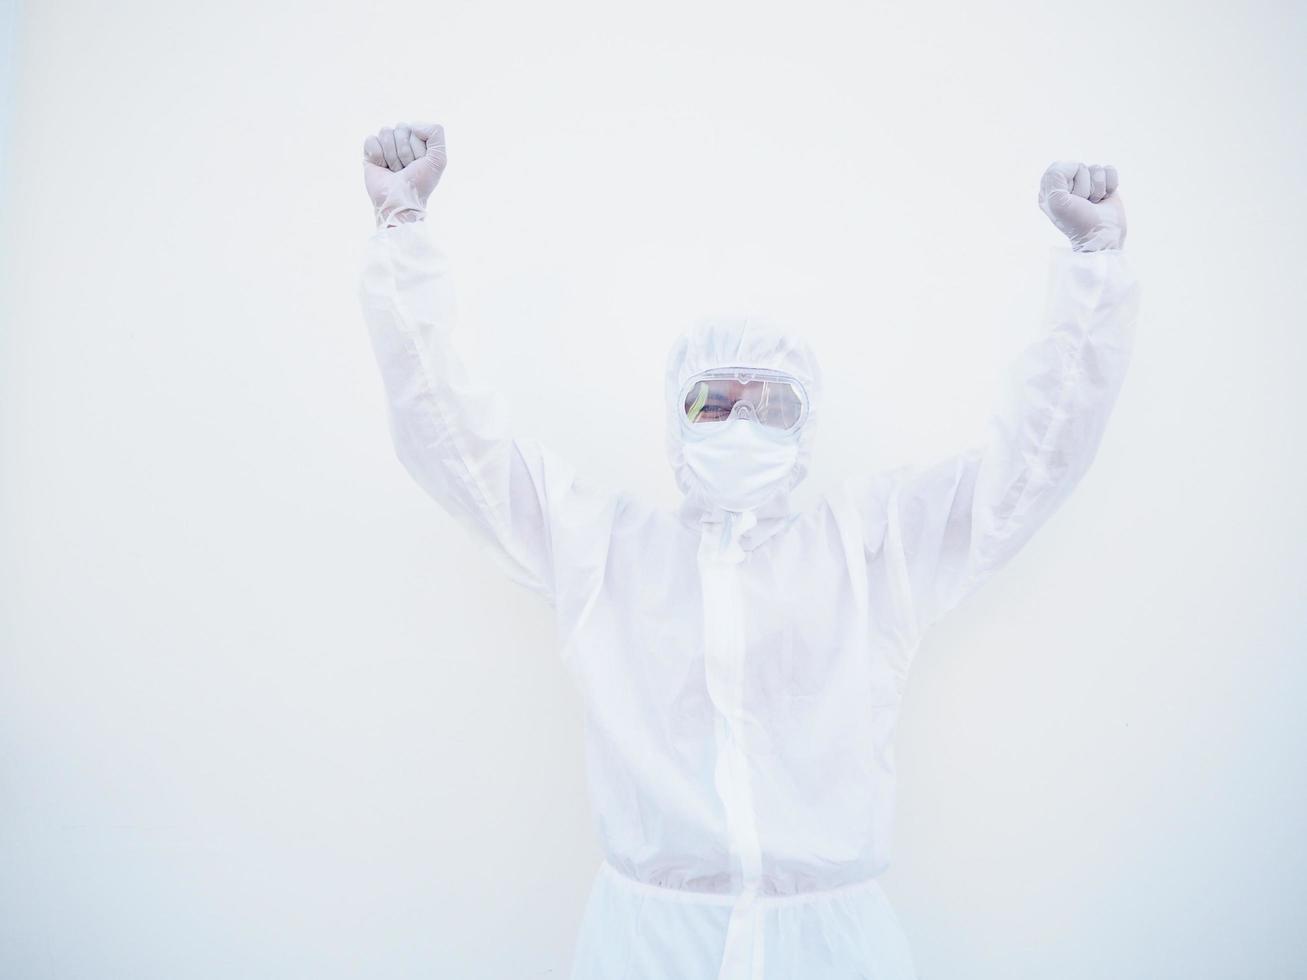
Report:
665,314,822,526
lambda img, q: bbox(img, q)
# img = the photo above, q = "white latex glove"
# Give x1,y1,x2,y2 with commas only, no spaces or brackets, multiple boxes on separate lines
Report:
1038,161,1126,252
362,121,447,228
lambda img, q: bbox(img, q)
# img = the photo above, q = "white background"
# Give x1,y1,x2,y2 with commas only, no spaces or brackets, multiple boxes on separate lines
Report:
2,0,1305,977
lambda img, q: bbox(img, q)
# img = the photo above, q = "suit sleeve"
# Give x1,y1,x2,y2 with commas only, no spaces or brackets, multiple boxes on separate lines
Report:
358,220,619,608
873,247,1141,653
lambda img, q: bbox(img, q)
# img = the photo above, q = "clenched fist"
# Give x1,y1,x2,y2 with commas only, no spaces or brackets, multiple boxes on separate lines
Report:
1038,161,1126,252
362,121,447,228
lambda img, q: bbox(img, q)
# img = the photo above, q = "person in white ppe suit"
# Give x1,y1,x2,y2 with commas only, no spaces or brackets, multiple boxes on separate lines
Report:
359,121,1139,980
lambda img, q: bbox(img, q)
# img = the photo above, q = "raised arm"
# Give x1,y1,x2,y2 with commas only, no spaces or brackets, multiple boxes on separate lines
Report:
358,121,619,606
867,161,1141,653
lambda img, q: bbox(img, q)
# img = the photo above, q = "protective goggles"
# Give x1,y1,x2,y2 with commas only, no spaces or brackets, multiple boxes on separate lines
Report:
680,368,808,432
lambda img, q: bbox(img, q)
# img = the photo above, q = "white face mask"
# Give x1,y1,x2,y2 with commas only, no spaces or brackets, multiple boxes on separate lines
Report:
680,417,800,512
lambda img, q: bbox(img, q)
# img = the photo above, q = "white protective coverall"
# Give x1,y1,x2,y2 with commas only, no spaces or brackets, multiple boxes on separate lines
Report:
359,220,1139,979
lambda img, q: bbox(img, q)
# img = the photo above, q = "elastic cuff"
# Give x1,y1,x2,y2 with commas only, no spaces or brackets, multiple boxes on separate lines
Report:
376,207,427,229
1070,227,1124,252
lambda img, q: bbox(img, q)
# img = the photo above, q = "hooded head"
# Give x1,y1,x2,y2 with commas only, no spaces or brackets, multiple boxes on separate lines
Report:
665,314,822,519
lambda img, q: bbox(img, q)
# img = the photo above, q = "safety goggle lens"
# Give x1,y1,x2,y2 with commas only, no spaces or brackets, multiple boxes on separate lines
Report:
683,376,804,430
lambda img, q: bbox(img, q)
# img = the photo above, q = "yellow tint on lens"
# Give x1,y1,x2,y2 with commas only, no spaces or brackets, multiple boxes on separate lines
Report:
685,382,709,423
